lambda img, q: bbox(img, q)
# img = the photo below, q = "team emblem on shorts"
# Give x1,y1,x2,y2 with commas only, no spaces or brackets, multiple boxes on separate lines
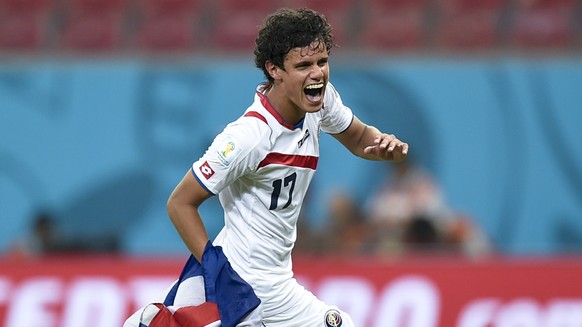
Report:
324,309,343,327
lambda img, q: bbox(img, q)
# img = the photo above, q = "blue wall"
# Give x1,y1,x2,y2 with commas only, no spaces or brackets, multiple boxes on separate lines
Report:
1,58,581,255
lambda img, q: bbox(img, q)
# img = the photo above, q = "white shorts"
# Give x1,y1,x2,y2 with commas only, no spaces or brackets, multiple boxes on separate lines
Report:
258,277,354,327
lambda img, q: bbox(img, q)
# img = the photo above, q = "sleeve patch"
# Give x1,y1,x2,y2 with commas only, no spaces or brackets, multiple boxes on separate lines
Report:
217,138,243,166
199,161,215,179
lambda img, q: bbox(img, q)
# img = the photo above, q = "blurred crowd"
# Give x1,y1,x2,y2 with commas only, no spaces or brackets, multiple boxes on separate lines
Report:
295,159,493,259
0,0,581,54
9,159,493,259
8,210,120,258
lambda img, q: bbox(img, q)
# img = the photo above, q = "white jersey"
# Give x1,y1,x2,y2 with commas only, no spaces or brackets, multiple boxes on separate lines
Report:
191,82,353,324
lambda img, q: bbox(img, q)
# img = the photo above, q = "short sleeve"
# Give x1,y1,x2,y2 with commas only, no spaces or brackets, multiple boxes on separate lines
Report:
192,117,270,195
320,83,354,134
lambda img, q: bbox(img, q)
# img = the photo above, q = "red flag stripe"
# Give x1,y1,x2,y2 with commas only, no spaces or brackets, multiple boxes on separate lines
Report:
174,302,220,326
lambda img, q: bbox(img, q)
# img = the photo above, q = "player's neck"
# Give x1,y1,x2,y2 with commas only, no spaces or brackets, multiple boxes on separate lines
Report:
265,87,306,126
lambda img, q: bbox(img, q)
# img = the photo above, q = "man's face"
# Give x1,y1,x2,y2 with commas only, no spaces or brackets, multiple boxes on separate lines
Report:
278,42,329,114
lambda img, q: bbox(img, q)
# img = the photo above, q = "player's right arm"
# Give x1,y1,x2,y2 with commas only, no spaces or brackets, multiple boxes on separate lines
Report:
168,114,268,263
167,170,213,262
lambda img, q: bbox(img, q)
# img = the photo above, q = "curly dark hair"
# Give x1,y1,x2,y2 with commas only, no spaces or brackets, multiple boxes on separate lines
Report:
254,7,335,83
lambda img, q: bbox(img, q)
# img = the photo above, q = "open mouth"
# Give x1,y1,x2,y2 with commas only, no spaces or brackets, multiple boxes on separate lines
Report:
304,83,324,103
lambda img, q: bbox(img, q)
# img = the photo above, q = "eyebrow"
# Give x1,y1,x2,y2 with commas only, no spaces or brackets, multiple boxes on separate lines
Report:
294,60,311,67
293,56,329,67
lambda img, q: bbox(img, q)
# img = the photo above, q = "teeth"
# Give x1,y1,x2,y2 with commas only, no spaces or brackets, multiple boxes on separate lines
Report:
305,83,324,89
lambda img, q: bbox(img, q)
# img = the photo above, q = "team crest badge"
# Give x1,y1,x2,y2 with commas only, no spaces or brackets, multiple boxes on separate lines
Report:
324,309,343,327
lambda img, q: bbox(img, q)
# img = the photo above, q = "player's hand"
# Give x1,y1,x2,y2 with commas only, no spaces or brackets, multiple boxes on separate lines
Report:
364,133,408,162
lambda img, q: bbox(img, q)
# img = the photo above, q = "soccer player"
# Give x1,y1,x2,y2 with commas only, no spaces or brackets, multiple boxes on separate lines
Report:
143,7,408,327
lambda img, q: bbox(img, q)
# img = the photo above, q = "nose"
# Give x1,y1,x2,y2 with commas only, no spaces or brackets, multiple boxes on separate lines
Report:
310,65,325,80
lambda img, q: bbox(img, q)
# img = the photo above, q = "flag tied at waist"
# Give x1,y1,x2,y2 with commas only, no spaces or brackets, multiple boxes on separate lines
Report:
135,241,261,327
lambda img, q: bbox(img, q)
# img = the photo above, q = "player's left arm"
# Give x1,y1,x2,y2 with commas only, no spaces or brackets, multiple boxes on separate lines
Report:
333,116,408,162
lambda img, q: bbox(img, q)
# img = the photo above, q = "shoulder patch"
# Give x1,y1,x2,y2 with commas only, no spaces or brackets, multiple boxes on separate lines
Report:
217,137,243,166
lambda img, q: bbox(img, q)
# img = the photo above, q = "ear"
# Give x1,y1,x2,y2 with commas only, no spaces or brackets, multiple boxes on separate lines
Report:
265,60,282,81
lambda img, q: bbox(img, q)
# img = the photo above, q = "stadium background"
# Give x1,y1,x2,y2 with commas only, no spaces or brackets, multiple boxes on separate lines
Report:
1,0,582,326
